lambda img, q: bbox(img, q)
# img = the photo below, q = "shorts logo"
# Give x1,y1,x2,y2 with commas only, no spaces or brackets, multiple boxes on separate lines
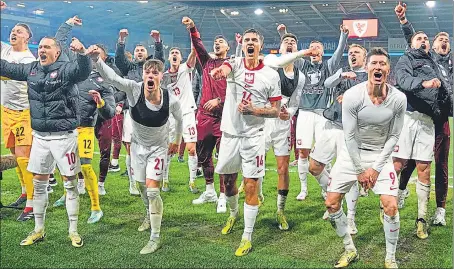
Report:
297,139,302,146
390,186,398,190
156,173,162,176
390,228,400,232
84,151,90,155
70,166,76,171
130,167,134,176
328,177,332,187
257,169,263,174
50,71,58,79
245,73,255,84
393,145,399,152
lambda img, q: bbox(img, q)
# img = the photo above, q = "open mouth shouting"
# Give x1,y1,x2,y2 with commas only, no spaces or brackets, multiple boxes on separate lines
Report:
147,80,155,88
172,56,177,62
246,46,255,56
215,45,220,52
39,54,47,61
441,43,448,51
372,71,384,83
10,35,17,42
351,56,357,65
420,43,427,50
286,46,293,53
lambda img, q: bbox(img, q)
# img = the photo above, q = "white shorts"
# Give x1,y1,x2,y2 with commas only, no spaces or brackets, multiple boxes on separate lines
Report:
296,109,328,149
215,132,265,178
122,109,133,143
264,118,291,156
182,111,197,143
310,121,344,165
328,144,398,196
130,142,168,183
392,111,434,162
27,133,81,176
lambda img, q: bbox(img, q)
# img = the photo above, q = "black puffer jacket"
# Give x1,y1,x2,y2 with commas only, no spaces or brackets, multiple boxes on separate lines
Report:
0,54,92,132
78,71,115,127
396,48,451,119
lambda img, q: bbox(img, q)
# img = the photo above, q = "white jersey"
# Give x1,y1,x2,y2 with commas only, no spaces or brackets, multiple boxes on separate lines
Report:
163,63,197,115
342,82,407,173
0,41,36,110
221,57,281,137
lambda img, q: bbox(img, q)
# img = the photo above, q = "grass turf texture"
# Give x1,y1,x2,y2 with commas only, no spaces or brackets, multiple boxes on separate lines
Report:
0,134,452,268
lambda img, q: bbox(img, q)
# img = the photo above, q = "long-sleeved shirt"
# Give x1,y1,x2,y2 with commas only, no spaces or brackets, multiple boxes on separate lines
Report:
0,41,36,110
342,81,407,173
190,26,228,118
94,58,182,147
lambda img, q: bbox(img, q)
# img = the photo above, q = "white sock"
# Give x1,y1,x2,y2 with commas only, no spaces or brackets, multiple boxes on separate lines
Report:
206,183,215,194
277,190,289,211
21,186,26,194
111,158,119,166
242,203,258,241
345,182,359,220
329,208,356,252
147,187,163,239
126,155,134,189
416,180,430,220
98,181,104,187
26,199,33,208
219,192,226,200
298,158,308,193
163,154,171,181
33,179,48,232
313,168,329,192
383,212,400,261
188,155,198,184
226,194,239,217
137,182,150,218
64,180,80,234
258,177,263,196
78,178,85,186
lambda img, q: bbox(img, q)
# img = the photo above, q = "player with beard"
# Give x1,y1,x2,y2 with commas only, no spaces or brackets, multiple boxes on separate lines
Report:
394,2,452,226
113,29,164,196
0,1,36,221
161,46,197,192
326,48,406,268
182,17,230,213
88,47,183,254
278,24,349,201
1,36,92,247
210,28,281,256
392,31,450,239
308,44,369,234
261,32,317,230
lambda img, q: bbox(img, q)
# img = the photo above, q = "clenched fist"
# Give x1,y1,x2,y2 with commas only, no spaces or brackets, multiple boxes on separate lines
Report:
342,71,357,80
340,24,349,34
66,15,82,26
182,17,195,29
422,78,441,89
395,1,407,19
150,30,160,42
70,37,86,54
210,66,227,80
0,1,7,10
85,45,101,61
119,29,129,42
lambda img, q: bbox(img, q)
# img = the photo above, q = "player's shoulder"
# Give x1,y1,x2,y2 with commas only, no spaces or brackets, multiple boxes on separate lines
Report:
344,81,367,96
387,84,407,101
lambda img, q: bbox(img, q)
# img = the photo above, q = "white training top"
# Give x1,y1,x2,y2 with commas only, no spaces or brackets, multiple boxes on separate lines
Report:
221,57,281,137
0,41,36,110
342,81,407,173
94,58,183,147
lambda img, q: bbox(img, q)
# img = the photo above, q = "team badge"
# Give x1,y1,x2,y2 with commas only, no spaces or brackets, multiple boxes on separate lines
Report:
50,71,58,78
245,73,255,84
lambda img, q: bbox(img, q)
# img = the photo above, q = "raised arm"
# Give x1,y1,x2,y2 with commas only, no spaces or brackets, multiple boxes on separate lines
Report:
186,44,197,69
235,33,242,58
183,17,211,67
394,2,414,46
263,48,318,69
371,97,407,172
87,45,139,102
324,68,343,88
115,29,135,76
150,30,165,64
55,16,82,61
0,59,32,81
66,38,92,83
327,25,349,74
341,90,364,174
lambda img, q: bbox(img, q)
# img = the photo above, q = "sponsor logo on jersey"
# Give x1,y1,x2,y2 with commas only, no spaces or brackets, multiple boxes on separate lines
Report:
394,145,399,152
245,73,255,84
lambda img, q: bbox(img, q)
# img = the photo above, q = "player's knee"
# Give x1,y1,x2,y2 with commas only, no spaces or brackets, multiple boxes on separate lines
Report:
188,147,196,156
64,179,78,197
277,164,288,176
244,180,257,195
80,158,91,165
224,178,236,195
309,159,323,176
383,200,398,216
325,198,341,212
416,162,431,175
299,149,309,159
